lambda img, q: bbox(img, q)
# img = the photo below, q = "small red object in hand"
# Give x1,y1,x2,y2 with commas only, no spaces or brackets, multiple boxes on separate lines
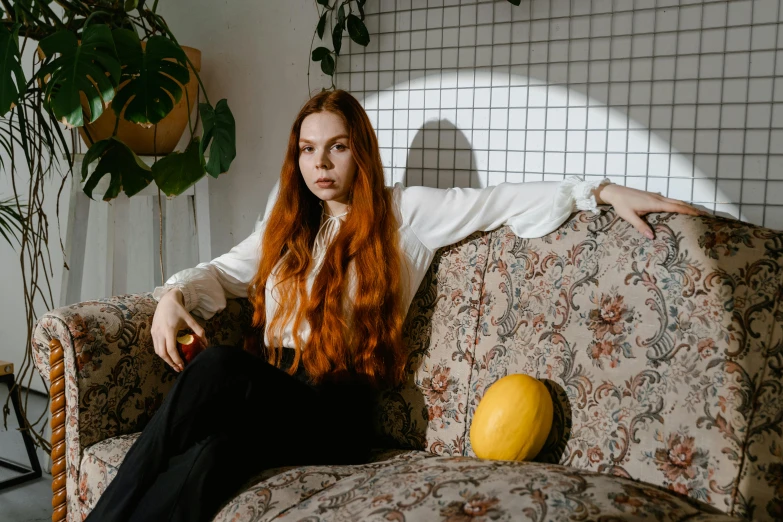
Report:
176,333,205,364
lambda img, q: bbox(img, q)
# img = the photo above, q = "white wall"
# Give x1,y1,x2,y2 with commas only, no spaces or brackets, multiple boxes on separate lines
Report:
0,176,69,397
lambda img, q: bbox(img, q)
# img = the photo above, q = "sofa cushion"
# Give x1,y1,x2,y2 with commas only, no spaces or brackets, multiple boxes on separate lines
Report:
78,432,431,519
81,434,737,521
78,433,140,520
228,455,737,521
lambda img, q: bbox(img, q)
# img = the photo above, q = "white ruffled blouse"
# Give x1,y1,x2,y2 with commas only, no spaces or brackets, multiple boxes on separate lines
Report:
152,176,609,350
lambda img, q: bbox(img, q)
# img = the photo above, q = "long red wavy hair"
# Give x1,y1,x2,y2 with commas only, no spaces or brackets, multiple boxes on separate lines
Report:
244,90,407,390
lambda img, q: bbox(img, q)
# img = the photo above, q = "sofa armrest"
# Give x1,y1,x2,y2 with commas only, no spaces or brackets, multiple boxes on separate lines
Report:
32,292,254,447
32,292,253,522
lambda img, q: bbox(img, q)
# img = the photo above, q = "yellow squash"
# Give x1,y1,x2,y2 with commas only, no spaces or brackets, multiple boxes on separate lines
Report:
470,374,554,461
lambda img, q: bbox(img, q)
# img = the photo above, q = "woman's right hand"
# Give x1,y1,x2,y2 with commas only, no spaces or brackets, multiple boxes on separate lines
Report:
151,288,207,372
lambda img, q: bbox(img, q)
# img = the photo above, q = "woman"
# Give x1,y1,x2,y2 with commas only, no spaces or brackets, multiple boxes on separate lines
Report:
84,89,706,522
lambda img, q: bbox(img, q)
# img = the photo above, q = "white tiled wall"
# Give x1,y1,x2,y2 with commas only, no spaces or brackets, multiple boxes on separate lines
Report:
334,0,783,230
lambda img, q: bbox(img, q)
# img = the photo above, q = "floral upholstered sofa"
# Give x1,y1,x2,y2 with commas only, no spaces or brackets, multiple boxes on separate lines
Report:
33,208,782,521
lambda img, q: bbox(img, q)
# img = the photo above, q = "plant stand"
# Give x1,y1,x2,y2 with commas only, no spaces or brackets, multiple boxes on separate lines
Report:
61,154,212,305
0,360,43,490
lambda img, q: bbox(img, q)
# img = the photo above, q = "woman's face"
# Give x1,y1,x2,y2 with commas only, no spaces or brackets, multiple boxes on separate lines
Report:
298,111,357,212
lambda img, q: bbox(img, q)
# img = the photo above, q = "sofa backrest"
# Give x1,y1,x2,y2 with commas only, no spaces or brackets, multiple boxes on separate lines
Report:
373,209,783,521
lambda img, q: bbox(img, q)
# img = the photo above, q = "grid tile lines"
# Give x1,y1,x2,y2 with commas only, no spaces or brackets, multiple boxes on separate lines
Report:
340,0,782,229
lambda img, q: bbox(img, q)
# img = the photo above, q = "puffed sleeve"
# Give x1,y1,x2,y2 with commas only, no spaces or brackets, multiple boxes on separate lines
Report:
151,185,279,319
398,175,610,251
151,218,267,319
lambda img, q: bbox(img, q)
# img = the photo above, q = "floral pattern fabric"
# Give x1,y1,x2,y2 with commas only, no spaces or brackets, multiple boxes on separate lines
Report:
32,210,782,521
371,210,782,521
480,211,783,520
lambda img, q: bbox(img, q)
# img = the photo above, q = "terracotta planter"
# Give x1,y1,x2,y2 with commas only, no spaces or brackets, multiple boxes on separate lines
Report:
38,42,201,155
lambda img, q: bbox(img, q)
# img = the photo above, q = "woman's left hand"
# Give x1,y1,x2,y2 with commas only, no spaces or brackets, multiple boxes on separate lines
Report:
594,183,710,240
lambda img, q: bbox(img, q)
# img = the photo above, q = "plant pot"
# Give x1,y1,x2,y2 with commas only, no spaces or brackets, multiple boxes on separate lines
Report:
37,42,201,155
81,44,201,155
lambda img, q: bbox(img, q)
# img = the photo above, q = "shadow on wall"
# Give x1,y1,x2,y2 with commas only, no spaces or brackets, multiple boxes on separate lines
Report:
402,120,483,189
361,75,749,224
372,71,711,188
400,118,723,219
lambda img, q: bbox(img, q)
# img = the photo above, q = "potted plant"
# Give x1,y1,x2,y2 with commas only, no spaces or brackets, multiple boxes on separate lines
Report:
0,0,236,456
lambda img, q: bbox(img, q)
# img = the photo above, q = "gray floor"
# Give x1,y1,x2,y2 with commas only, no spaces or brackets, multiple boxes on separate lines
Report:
0,387,54,522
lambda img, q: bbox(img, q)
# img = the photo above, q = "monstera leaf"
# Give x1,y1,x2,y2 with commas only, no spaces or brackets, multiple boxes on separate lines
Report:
110,29,190,125
36,25,121,127
199,99,236,178
81,137,153,200
151,136,206,196
1,23,26,116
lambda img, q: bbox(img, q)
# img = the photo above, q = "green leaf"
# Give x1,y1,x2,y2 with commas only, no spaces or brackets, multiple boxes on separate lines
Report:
346,14,369,47
152,136,206,196
356,1,365,20
337,3,346,26
320,54,335,76
317,11,328,40
316,0,329,6
124,0,139,11
0,23,26,116
507,0,521,5
199,99,236,178
312,46,331,61
332,21,343,56
36,25,121,127
110,30,190,125
81,137,153,200
81,137,113,183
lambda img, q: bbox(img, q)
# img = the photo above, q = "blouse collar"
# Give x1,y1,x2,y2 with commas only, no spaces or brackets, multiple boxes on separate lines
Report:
313,200,350,270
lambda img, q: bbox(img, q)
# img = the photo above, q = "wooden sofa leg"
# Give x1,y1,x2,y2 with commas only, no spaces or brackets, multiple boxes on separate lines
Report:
49,339,67,522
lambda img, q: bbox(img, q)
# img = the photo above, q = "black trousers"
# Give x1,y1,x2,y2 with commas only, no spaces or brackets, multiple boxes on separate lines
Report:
84,344,376,522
